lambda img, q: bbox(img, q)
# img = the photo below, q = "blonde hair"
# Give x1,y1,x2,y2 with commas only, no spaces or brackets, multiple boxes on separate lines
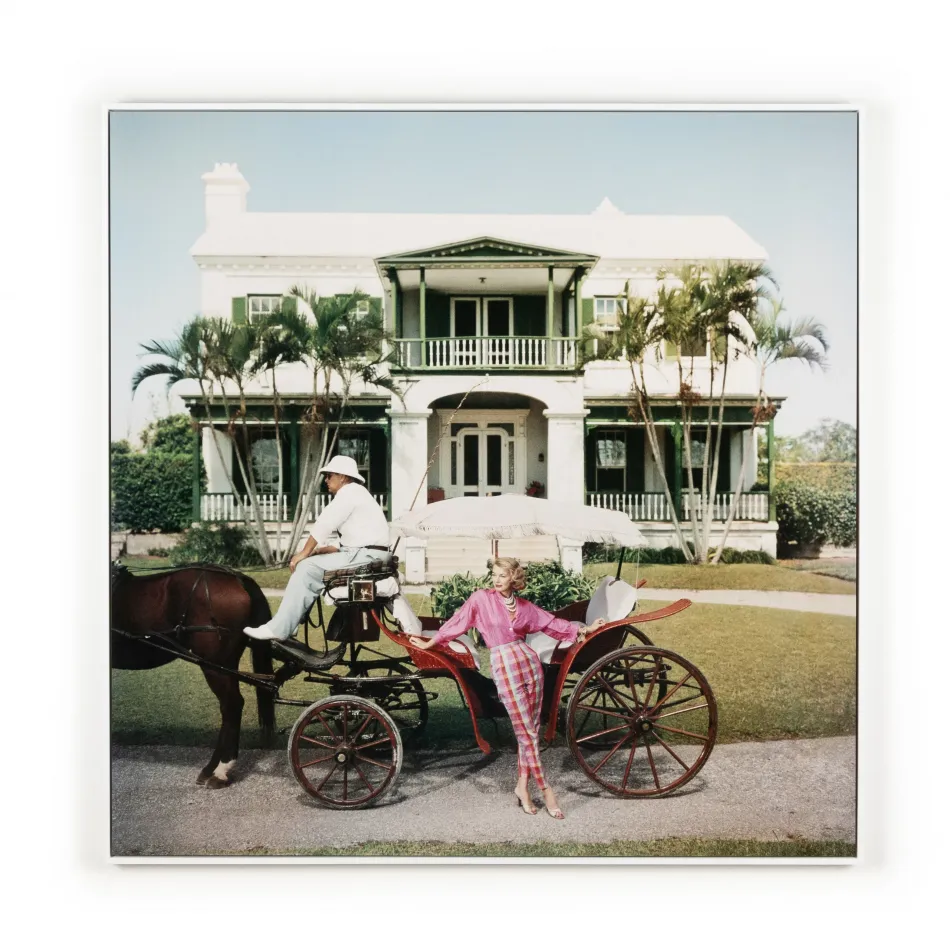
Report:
491,557,526,591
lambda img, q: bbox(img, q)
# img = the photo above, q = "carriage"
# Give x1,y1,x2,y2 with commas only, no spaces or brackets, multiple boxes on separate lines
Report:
112,498,718,807
272,548,717,808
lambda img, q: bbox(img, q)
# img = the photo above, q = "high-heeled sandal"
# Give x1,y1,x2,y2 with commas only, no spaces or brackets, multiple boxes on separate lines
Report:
545,805,565,819
515,793,538,815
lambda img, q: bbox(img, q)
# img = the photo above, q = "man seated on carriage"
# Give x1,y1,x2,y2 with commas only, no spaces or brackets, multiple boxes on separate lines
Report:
244,455,392,641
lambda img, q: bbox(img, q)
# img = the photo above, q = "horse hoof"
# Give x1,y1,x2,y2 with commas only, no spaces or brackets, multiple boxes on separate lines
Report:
196,768,214,785
204,775,230,790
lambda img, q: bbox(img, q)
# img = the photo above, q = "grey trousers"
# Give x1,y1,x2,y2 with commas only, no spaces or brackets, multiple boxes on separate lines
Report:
268,546,382,639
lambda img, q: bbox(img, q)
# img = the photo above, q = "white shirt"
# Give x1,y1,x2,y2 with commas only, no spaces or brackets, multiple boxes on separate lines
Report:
309,481,390,549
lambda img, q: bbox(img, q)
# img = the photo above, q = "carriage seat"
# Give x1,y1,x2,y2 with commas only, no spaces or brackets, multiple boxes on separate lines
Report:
525,576,640,664
322,554,400,605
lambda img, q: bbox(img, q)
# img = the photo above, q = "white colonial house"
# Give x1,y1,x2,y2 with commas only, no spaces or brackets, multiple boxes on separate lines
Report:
182,163,782,581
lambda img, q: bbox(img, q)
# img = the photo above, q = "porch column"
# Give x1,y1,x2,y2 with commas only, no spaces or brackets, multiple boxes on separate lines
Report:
388,408,433,583
419,267,426,367
546,265,555,366
544,409,589,573
191,416,201,520
573,268,583,339
288,408,300,518
672,423,683,521
767,417,776,522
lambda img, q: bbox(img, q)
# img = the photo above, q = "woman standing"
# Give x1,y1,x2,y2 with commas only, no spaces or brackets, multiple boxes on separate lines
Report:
410,557,606,819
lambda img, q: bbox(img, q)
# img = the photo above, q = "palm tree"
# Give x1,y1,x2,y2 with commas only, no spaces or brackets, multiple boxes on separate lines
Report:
132,317,246,531
710,298,829,562
278,286,403,560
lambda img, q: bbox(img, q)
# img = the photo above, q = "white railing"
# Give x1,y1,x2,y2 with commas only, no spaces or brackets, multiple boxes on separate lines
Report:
201,493,290,522
588,491,770,522
200,492,389,523
587,492,672,521
395,336,579,369
681,491,770,521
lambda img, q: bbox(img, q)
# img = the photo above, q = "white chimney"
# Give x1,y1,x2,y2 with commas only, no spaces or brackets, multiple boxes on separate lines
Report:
201,162,249,225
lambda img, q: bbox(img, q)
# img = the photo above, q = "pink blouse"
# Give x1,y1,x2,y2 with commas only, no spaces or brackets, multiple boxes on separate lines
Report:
429,588,582,649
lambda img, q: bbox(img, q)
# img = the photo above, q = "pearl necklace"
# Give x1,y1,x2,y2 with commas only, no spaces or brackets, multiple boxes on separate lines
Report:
503,592,517,612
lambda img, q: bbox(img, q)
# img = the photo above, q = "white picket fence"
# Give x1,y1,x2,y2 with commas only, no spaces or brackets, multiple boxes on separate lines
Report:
396,336,578,369
200,492,389,522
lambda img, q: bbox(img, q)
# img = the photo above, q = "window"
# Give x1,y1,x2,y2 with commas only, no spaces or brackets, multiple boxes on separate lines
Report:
594,430,627,492
251,439,282,492
350,299,370,319
337,435,371,484
681,330,708,358
594,297,620,329
248,295,282,324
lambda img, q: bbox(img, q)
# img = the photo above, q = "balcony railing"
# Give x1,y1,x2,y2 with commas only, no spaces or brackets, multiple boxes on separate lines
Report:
587,491,770,522
200,492,390,523
395,336,579,370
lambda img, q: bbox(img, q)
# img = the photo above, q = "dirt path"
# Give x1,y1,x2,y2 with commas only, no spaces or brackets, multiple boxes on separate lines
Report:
111,736,855,857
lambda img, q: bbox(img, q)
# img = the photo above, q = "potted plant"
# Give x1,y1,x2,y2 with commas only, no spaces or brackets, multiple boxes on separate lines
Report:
427,486,446,504
525,481,545,498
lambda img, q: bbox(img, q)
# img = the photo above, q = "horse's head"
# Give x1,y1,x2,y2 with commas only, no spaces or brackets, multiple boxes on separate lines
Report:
111,561,131,588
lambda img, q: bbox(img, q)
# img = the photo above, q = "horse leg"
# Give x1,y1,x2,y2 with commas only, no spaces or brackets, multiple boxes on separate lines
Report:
196,669,244,789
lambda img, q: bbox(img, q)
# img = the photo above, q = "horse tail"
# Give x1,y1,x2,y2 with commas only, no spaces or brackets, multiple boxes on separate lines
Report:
237,573,277,746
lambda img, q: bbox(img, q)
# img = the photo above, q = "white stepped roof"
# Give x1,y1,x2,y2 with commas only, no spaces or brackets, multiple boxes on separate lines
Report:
191,204,768,262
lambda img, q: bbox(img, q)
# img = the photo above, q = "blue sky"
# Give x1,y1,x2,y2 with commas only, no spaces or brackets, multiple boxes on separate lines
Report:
110,109,856,441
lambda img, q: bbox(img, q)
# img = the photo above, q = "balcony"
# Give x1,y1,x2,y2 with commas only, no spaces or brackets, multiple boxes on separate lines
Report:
587,490,771,522
200,492,390,523
394,336,579,370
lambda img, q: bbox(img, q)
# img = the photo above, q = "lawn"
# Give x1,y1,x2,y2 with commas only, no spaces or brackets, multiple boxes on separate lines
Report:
112,597,855,749
119,556,856,594
222,838,855,859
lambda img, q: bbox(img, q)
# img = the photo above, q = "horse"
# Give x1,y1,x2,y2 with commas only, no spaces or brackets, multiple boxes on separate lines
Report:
111,563,276,788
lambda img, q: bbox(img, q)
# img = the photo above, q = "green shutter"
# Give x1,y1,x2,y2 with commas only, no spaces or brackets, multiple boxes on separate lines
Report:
232,297,247,325
281,296,296,316
581,298,594,327
716,430,731,492
711,330,726,361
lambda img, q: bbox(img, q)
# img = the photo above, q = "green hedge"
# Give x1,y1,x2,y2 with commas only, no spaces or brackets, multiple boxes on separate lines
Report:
111,451,194,533
583,543,774,565
430,560,596,619
776,463,856,492
775,481,856,552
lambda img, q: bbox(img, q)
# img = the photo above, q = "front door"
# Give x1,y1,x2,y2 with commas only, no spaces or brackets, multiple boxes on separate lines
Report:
459,426,511,496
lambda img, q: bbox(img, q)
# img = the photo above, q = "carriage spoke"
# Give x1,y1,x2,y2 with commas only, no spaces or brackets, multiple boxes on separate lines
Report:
314,710,340,742
315,760,340,792
351,761,377,796
652,723,711,741
354,735,394,751
591,733,632,775
354,752,395,772
299,752,336,769
297,734,336,750
621,736,639,791
645,741,661,790
643,658,663,709
593,674,635,715
646,673,692,714
578,722,630,744
573,702,630,722
652,702,709,720
650,732,691,771
624,660,643,712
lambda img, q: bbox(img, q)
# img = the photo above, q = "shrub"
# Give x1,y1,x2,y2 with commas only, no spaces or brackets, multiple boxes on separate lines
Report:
166,523,261,568
776,463,856,493
583,543,774,565
111,451,194,533
775,481,856,554
430,559,596,619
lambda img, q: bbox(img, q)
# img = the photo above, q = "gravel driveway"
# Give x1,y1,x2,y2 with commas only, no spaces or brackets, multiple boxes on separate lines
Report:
111,736,855,857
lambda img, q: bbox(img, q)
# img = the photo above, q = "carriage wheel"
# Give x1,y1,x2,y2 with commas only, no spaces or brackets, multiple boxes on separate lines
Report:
288,695,402,809
340,671,430,736
568,647,717,797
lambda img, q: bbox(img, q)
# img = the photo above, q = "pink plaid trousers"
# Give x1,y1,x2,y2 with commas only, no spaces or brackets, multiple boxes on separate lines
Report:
490,641,547,788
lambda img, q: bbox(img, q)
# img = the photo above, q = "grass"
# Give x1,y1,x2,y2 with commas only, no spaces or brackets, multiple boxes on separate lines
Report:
112,597,855,748
587,562,855,593
120,556,856,594
198,838,855,859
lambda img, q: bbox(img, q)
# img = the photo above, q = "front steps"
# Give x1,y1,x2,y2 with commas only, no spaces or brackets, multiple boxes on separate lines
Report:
421,534,560,582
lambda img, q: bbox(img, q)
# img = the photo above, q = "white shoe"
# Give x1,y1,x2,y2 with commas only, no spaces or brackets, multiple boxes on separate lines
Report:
243,624,283,641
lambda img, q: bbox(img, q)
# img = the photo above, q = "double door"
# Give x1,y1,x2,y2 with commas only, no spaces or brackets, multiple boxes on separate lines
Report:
451,297,513,366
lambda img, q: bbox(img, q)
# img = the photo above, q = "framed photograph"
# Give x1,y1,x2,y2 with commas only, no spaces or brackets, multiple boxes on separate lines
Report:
109,105,857,864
